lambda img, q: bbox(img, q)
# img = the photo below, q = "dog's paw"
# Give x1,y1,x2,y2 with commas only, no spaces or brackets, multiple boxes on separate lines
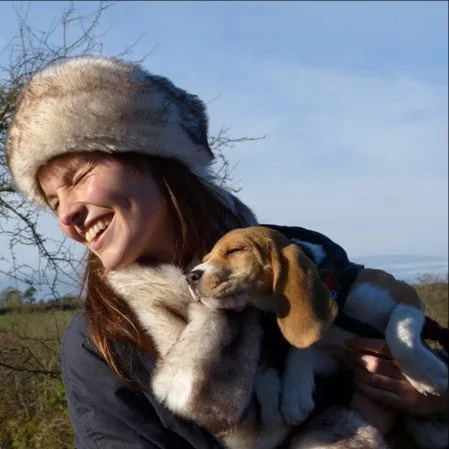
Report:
407,373,448,397
152,364,195,413
281,394,315,426
404,358,449,396
187,301,210,318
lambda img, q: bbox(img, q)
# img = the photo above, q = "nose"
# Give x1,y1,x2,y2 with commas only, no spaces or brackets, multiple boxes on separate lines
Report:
186,269,204,286
59,202,86,228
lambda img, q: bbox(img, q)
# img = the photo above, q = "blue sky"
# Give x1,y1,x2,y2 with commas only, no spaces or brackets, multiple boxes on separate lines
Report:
0,1,447,293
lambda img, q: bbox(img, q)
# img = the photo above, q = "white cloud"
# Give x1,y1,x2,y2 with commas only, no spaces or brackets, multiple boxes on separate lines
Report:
200,64,448,258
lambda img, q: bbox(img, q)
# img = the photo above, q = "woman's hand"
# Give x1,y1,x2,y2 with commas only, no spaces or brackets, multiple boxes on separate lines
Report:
345,338,448,417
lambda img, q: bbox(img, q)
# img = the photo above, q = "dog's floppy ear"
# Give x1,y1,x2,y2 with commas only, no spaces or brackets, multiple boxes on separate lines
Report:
272,243,338,348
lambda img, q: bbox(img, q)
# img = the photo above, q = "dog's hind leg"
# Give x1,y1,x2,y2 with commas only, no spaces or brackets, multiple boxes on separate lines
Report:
290,406,390,449
386,303,448,396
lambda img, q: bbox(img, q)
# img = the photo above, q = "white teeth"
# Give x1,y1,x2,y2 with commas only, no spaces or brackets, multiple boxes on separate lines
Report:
85,219,111,243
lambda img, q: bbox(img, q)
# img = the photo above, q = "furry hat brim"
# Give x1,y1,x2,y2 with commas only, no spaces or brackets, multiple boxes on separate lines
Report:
6,56,214,205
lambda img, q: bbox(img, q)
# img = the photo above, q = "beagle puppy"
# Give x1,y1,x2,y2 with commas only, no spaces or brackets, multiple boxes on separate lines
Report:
108,225,445,448
187,226,448,426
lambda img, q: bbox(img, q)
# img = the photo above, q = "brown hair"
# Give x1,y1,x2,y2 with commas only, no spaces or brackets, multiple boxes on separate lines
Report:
69,153,248,384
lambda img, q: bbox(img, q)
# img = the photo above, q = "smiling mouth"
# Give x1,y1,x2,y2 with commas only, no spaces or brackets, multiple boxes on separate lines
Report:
85,215,113,243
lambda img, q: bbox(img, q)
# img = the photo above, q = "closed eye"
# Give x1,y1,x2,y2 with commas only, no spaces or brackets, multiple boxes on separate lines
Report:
225,246,246,256
72,161,97,186
72,171,88,186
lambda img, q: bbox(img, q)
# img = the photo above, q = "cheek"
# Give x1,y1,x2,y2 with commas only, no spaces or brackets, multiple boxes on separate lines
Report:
83,178,116,204
229,255,264,283
134,180,166,220
84,176,137,210
141,185,164,211
131,190,164,228
229,254,254,273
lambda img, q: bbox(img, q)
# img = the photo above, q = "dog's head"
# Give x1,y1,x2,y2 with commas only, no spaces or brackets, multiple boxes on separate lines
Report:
186,226,338,348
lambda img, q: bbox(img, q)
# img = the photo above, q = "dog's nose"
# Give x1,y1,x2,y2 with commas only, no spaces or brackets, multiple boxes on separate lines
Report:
186,269,204,286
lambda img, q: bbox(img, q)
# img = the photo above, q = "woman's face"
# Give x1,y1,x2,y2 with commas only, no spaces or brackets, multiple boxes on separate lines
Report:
38,153,175,271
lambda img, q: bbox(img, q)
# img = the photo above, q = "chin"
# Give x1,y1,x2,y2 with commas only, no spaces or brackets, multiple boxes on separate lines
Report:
98,258,121,273
97,250,135,273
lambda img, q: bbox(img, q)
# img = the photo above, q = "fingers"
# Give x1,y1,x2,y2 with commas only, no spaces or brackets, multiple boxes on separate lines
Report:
345,338,392,358
345,338,449,417
353,365,406,392
345,337,409,411
353,379,407,411
346,351,405,380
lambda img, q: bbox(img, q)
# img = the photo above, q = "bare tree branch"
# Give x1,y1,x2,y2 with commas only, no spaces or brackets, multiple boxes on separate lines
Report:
0,360,60,378
0,2,139,297
0,1,264,300
209,126,266,192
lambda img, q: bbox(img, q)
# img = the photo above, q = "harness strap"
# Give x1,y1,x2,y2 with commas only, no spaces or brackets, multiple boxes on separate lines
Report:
325,267,387,339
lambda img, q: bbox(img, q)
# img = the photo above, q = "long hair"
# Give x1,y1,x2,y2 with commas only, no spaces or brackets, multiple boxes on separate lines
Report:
78,153,250,384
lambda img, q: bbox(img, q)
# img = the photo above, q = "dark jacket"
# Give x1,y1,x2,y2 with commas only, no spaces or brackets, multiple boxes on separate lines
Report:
61,225,360,448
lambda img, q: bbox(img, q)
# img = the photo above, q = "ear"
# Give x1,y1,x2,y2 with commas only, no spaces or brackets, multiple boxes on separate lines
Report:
272,243,338,348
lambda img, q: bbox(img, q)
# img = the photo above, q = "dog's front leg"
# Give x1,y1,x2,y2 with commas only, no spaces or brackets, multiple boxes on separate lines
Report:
281,347,316,425
386,303,448,396
152,303,262,433
254,366,284,425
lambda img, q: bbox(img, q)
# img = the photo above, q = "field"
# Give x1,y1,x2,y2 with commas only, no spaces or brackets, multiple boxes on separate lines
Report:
0,310,76,449
0,279,447,449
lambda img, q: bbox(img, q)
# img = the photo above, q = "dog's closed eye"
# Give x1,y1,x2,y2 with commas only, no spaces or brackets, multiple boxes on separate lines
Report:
225,246,246,256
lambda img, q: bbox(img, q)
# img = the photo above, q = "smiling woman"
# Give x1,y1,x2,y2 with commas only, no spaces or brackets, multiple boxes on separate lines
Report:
4,56,447,449
37,152,174,271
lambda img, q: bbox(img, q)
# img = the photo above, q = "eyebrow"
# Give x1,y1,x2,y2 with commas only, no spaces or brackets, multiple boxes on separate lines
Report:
42,164,80,202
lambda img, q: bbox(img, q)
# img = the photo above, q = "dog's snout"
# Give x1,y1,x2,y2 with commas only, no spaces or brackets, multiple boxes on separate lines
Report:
186,269,204,286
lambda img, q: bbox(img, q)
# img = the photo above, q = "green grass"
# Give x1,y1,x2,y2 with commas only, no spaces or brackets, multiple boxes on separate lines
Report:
415,280,448,328
0,308,75,329
0,310,77,449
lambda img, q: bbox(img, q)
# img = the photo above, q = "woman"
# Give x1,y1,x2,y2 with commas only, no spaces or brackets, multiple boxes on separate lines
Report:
5,56,447,449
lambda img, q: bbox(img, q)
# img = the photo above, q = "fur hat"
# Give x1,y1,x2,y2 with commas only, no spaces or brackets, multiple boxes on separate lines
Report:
6,56,215,205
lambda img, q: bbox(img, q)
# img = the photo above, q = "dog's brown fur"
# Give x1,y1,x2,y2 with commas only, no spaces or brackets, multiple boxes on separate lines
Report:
195,226,338,349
